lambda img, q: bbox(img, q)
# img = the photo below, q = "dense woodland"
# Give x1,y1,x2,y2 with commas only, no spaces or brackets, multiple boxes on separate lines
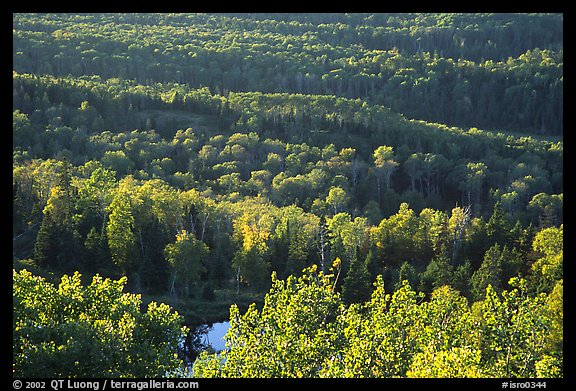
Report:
13,13,562,379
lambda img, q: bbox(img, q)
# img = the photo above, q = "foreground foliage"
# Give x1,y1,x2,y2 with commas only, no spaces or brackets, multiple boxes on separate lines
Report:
13,269,187,377
193,266,562,378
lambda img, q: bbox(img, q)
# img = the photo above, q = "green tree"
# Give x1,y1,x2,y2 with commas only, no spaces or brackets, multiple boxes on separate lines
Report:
461,162,488,210
373,202,418,267
272,205,315,278
404,152,424,193
106,180,137,274
473,278,556,377
530,225,563,293
420,253,453,294
470,244,505,302
192,265,561,378
407,347,484,377
372,145,398,204
327,278,423,377
486,201,511,248
326,186,350,215
101,150,134,177
232,210,275,291
342,248,371,305
13,109,35,148
33,210,74,271
407,285,482,377
13,269,186,377
193,266,345,377
164,230,209,298
75,165,117,233
544,279,563,355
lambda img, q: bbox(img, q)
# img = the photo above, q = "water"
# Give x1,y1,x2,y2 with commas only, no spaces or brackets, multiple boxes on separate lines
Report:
201,321,229,352
180,321,230,365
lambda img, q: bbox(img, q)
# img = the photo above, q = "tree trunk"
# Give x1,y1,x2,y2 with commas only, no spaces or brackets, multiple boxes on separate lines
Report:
170,274,177,298
236,266,240,295
376,176,381,205
201,213,209,242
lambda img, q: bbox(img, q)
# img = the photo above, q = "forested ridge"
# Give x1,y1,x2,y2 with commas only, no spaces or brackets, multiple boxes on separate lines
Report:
12,13,562,379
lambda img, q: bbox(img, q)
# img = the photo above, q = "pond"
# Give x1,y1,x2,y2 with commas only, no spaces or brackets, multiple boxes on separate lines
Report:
180,321,230,365
200,321,230,352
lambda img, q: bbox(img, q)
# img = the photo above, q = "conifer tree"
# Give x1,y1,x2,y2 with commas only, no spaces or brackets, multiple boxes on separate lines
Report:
342,247,371,305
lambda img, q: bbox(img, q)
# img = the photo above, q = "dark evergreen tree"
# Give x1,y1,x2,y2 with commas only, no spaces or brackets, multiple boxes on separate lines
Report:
420,252,454,295
486,202,512,248
395,261,419,291
342,247,371,305
364,243,379,283
33,211,76,272
33,211,59,269
83,226,114,275
470,243,505,302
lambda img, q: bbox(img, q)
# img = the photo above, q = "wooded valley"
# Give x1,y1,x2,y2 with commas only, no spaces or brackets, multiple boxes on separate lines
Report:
12,13,563,379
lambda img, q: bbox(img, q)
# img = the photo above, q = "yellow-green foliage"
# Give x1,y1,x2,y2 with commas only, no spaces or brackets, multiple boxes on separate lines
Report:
13,269,187,377
193,267,562,378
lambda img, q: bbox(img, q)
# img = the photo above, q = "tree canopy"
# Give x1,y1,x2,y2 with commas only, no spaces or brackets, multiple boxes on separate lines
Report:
13,12,562,379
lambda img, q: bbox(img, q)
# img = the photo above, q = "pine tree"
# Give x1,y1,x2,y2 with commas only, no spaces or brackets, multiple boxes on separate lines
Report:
83,226,113,273
486,202,511,247
364,244,379,283
470,244,504,301
33,210,76,271
342,247,371,305
396,261,419,291
33,211,59,269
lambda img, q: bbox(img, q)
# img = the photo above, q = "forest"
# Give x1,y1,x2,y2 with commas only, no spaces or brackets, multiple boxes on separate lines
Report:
12,13,562,379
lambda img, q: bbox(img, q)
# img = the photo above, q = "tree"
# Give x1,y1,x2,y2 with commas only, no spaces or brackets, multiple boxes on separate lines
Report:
13,269,186,377
33,161,77,271
527,192,562,228
83,226,113,273
372,145,398,204
416,207,449,261
470,244,505,302
75,165,117,233
530,225,563,293
164,230,209,298
373,202,418,267
396,261,419,291
13,109,35,148
192,264,560,378
486,201,511,248
272,205,315,278
327,278,423,377
232,210,275,291
342,248,371,305
180,188,214,242
106,181,137,275
327,212,369,269
461,162,487,211
544,279,563,355
325,186,350,215
33,209,74,271
420,253,453,294
473,278,557,377
448,205,471,264
407,285,482,377
404,152,424,193
407,346,484,378
193,266,345,377
101,150,134,177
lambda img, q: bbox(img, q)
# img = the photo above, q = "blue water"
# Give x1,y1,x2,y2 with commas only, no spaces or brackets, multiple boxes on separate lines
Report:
201,321,230,352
